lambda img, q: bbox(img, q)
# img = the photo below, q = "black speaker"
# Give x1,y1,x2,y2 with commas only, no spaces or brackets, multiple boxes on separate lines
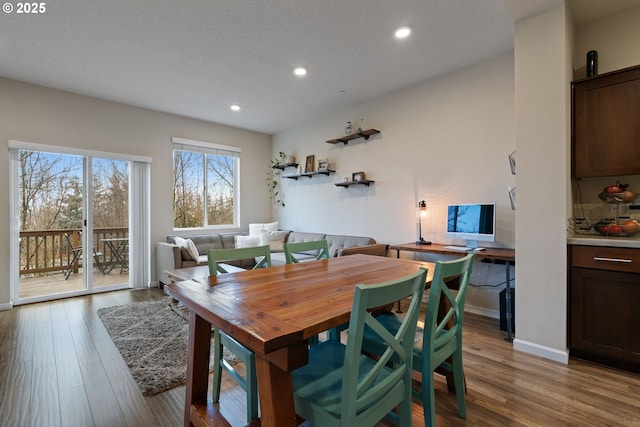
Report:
499,288,515,332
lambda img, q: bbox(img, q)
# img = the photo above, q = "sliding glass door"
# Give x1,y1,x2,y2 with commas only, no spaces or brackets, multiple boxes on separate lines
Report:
11,146,135,304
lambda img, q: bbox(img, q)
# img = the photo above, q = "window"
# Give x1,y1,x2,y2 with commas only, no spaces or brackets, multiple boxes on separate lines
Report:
172,138,240,229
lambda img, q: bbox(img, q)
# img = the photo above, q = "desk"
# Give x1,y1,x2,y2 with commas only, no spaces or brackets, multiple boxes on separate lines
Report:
166,254,434,427
102,238,129,274
390,243,516,342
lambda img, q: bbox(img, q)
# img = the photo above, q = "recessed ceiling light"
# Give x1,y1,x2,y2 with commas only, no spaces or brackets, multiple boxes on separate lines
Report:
294,67,307,77
394,26,411,39
230,104,241,111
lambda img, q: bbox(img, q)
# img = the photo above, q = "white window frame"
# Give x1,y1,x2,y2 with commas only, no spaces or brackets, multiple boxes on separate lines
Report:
171,137,241,230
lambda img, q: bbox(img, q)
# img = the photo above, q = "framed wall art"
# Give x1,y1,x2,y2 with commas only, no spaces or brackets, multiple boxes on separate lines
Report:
305,155,315,173
352,171,365,182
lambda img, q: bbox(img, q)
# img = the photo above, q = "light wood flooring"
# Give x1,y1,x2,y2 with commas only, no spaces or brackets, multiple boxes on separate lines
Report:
1,288,639,427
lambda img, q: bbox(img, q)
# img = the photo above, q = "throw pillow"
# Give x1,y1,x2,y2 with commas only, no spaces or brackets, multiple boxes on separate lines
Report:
184,239,200,261
173,236,193,261
249,221,279,236
260,230,287,252
235,235,261,248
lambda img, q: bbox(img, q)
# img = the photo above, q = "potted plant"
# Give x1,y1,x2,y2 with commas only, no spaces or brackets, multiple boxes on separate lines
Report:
268,151,287,208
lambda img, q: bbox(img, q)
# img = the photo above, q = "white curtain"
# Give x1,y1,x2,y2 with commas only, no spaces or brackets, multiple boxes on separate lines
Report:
129,160,151,288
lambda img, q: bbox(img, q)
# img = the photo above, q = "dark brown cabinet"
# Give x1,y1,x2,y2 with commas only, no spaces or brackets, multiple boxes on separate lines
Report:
568,245,640,373
572,64,640,178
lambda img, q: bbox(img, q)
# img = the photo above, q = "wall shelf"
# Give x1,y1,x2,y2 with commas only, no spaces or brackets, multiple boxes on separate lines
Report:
272,162,299,170
335,179,375,188
283,170,335,180
326,129,380,145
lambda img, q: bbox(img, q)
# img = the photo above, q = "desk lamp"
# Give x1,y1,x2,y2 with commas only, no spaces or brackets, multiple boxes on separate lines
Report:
416,200,431,245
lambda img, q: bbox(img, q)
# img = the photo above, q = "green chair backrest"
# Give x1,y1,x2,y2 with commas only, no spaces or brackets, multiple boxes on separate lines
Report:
207,245,271,275
340,267,427,424
283,239,329,264
423,252,474,370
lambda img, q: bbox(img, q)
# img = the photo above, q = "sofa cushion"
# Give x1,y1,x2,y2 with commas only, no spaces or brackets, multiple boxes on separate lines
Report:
220,233,240,249
260,230,288,252
235,235,261,248
285,231,327,245
249,221,279,236
325,234,376,258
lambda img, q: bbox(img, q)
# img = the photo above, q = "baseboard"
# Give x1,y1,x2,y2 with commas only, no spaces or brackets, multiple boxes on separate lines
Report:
466,305,569,365
0,301,13,311
513,338,569,364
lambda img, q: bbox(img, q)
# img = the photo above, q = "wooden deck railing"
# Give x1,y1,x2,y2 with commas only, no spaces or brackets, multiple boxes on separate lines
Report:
19,228,129,276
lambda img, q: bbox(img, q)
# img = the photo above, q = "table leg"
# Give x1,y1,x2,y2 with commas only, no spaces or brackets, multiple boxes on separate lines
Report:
504,261,514,343
255,355,298,427
185,312,212,427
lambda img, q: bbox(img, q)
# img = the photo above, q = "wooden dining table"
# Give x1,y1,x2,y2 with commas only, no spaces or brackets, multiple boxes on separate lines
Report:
165,254,434,427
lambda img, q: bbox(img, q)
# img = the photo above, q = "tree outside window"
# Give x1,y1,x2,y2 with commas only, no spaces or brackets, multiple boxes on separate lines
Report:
173,149,237,229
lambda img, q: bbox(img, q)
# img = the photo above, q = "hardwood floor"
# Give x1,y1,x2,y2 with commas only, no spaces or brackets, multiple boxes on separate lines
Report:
1,288,639,427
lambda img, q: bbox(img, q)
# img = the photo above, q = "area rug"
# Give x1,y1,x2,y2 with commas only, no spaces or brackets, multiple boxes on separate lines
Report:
97,297,238,396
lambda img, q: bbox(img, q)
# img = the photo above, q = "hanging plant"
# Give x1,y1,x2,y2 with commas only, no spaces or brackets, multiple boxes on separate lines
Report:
268,151,287,208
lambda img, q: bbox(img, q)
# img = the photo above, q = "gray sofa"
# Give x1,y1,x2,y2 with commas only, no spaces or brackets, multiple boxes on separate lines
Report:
156,230,388,286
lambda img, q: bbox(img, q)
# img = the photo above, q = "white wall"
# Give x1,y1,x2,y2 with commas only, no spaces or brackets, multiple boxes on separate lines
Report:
512,4,572,362
274,53,517,317
0,78,272,305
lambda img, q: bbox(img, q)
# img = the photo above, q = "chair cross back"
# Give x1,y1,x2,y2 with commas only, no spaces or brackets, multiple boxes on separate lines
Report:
283,239,329,264
424,253,474,368
207,245,271,275
361,252,474,427
292,267,428,426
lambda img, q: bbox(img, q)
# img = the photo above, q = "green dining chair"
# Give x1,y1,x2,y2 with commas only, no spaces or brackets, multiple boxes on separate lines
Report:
283,239,337,344
291,267,428,427
207,245,272,424
283,239,329,264
361,252,474,427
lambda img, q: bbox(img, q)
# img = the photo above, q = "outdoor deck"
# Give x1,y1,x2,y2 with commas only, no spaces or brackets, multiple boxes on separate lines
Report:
19,269,130,299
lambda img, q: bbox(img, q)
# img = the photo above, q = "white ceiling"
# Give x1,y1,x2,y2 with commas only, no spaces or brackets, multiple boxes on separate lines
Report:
1,0,637,134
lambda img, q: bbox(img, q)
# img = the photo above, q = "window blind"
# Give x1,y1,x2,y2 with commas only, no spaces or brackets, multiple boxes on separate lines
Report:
171,137,241,157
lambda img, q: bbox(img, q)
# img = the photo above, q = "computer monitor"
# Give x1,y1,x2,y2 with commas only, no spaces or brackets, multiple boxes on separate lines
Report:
445,203,496,250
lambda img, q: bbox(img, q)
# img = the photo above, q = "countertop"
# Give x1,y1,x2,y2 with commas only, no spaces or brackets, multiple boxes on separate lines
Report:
568,234,640,248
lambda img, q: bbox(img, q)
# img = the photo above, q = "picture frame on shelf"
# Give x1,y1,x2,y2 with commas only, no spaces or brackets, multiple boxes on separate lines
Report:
352,171,365,182
317,158,328,171
305,155,315,173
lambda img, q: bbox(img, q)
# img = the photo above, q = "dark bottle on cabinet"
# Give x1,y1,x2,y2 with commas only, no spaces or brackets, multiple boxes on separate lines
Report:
586,50,598,77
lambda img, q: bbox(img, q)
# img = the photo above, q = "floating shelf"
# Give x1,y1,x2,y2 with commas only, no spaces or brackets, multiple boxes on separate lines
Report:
326,129,380,145
283,170,336,180
335,179,375,188
272,162,299,170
